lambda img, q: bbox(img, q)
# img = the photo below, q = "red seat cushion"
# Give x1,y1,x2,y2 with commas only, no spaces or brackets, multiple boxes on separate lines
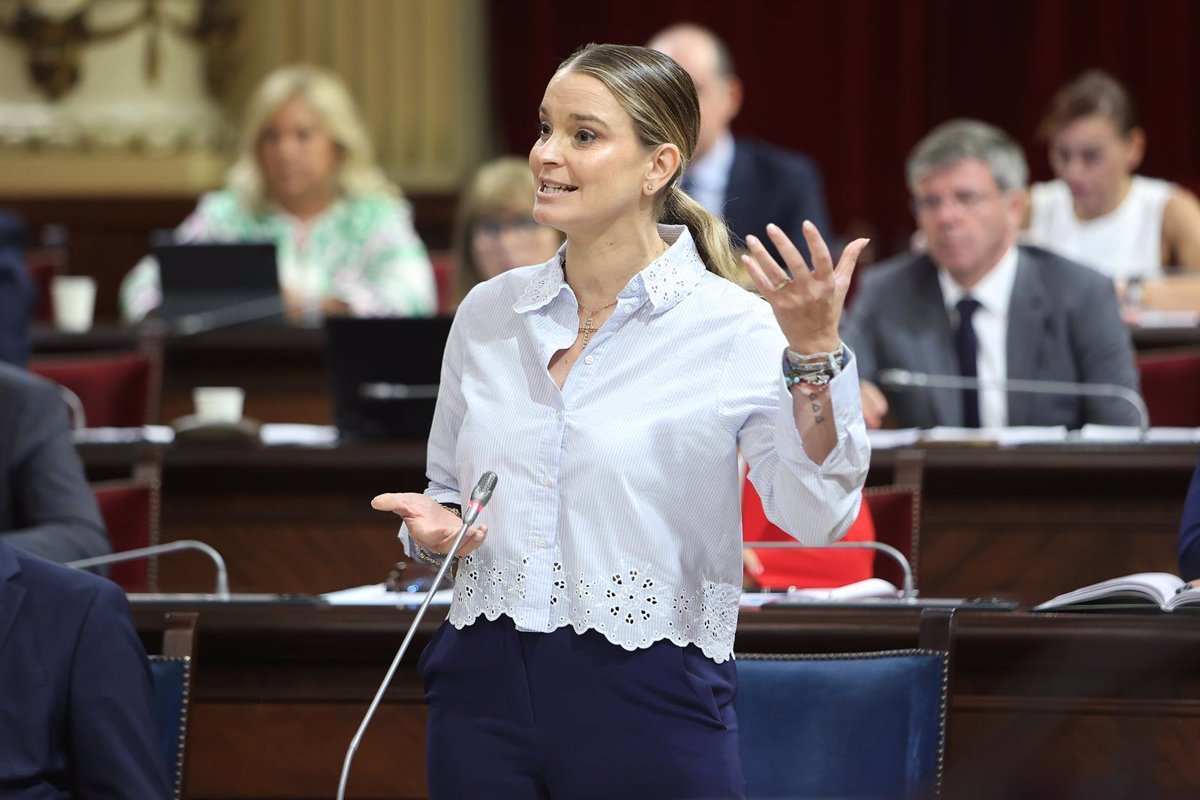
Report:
1137,350,1200,427
93,482,154,592
29,352,152,427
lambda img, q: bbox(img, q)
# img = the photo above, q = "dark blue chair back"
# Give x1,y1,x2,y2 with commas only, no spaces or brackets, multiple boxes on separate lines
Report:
149,655,191,799
737,649,948,799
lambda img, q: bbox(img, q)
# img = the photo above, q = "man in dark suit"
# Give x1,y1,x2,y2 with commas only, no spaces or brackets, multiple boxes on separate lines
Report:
0,538,171,797
0,210,32,366
648,24,831,261
0,362,110,562
842,119,1140,429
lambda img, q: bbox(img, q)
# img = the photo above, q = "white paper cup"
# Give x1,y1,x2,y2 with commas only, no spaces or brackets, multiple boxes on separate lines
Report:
52,276,96,332
192,387,245,424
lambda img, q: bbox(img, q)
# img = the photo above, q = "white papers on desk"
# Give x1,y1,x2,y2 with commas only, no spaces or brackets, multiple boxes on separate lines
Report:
258,424,339,446
1134,310,1200,328
1078,425,1200,443
73,425,175,444
868,426,1069,449
322,583,454,606
741,578,901,607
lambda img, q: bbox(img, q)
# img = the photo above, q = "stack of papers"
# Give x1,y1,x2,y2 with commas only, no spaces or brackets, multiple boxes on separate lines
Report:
322,583,454,606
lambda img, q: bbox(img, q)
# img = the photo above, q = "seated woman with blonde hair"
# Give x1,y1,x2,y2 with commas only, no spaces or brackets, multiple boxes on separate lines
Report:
451,156,564,305
121,65,436,324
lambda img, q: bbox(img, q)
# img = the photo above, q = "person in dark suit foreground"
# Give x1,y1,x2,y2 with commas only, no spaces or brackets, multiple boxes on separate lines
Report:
842,119,1140,429
0,538,171,797
1178,456,1200,584
0,210,32,367
648,23,831,261
0,361,110,562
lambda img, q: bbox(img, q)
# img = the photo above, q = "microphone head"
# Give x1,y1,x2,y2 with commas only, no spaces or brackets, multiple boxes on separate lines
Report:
469,471,498,507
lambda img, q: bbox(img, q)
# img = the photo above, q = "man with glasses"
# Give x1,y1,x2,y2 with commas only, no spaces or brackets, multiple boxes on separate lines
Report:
841,119,1139,429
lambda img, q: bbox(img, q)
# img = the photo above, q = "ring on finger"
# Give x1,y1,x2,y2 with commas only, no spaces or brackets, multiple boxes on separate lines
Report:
772,277,794,292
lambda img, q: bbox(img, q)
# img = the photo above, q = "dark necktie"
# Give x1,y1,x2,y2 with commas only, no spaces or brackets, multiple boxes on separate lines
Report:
955,297,982,428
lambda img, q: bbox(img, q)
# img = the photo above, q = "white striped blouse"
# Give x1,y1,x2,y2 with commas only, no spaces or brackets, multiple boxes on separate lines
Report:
408,224,870,662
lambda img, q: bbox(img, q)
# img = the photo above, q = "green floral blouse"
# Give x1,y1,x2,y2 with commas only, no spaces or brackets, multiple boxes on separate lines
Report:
120,190,436,322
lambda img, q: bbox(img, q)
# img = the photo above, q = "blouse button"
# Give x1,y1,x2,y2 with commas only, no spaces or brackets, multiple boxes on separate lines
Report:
584,355,595,366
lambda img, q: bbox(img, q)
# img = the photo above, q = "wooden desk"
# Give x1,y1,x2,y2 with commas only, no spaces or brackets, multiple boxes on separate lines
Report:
34,324,332,424
84,441,1199,606
36,322,1200,425
132,603,1200,800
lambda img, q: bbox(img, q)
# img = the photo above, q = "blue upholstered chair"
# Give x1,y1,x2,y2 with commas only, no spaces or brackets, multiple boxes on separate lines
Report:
736,646,949,799
148,612,197,800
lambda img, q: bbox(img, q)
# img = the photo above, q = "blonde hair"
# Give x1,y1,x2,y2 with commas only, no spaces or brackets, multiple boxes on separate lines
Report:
226,65,398,211
452,156,563,301
557,43,739,280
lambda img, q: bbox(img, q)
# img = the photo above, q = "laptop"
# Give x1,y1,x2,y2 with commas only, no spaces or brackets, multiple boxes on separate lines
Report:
324,316,455,441
154,242,282,334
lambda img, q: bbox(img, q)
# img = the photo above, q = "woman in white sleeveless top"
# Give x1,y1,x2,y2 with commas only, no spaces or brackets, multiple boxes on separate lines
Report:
1024,70,1200,281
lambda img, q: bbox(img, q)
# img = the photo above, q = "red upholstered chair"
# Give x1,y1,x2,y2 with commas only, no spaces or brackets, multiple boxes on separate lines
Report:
742,448,925,591
864,449,925,591
429,250,456,314
28,336,163,427
92,472,161,592
26,248,66,323
1136,349,1200,427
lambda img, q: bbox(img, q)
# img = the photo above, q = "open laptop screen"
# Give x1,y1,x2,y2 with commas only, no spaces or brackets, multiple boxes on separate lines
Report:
324,316,454,441
154,242,282,332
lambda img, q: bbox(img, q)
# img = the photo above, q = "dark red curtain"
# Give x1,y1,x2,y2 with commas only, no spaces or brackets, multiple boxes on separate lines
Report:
487,0,1200,257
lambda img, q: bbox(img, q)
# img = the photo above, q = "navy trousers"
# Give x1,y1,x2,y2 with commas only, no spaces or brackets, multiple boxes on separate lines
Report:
419,616,746,799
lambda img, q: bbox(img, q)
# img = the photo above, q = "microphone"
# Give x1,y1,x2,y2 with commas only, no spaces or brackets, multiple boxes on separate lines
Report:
746,540,916,600
67,539,231,599
875,368,1150,437
462,471,498,527
336,471,499,800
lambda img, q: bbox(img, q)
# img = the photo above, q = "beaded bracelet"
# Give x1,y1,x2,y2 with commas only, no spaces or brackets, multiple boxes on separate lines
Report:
782,343,845,390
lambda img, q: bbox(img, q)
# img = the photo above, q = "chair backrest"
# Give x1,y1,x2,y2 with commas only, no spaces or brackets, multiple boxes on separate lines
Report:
737,648,949,799
92,470,161,592
429,249,456,314
28,340,162,426
148,612,197,800
866,448,925,589
1136,348,1200,427
25,246,66,323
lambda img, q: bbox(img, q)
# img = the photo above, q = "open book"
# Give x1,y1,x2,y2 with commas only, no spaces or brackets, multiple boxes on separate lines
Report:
1034,573,1200,612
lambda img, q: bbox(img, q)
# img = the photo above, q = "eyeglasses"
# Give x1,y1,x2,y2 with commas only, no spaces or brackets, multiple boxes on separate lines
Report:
910,190,1001,215
473,215,541,237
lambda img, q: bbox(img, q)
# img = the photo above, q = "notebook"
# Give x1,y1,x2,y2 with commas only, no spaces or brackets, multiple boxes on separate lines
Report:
324,316,454,441
154,242,282,333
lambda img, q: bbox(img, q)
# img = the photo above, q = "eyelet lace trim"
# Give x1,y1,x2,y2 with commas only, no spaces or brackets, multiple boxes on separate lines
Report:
449,557,741,663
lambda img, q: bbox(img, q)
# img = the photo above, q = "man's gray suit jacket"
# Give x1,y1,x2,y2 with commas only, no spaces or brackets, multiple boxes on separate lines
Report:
841,245,1141,429
0,362,109,562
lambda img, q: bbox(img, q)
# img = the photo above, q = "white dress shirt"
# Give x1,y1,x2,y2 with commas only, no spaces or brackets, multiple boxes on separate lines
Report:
407,225,869,662
682,132,735,217
937,246,1020,428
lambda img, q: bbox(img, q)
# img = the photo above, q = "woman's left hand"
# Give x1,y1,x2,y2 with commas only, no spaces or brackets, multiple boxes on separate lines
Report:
742,221,869,354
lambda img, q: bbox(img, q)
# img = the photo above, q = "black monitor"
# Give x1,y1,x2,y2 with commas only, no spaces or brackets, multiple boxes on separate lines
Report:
154,242,282,333
324,316,454,441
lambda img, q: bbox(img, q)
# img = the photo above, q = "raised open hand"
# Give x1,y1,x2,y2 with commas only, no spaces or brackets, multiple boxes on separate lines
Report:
741,221,869,354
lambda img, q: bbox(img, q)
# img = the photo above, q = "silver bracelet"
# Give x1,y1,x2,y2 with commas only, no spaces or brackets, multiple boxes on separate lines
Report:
783,343,845,388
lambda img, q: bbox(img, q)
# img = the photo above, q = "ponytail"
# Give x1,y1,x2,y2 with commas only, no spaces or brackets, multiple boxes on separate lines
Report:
662,185,740,281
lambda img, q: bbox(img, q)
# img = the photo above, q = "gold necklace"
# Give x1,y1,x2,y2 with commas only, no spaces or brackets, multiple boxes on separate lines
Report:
569,239,668,349
577,298,619,349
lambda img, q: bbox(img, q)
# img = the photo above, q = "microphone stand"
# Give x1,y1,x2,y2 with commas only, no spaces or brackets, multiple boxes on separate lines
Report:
746,540,917,600
67,540,230,599
877,369,1151,440
335,515,475,799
